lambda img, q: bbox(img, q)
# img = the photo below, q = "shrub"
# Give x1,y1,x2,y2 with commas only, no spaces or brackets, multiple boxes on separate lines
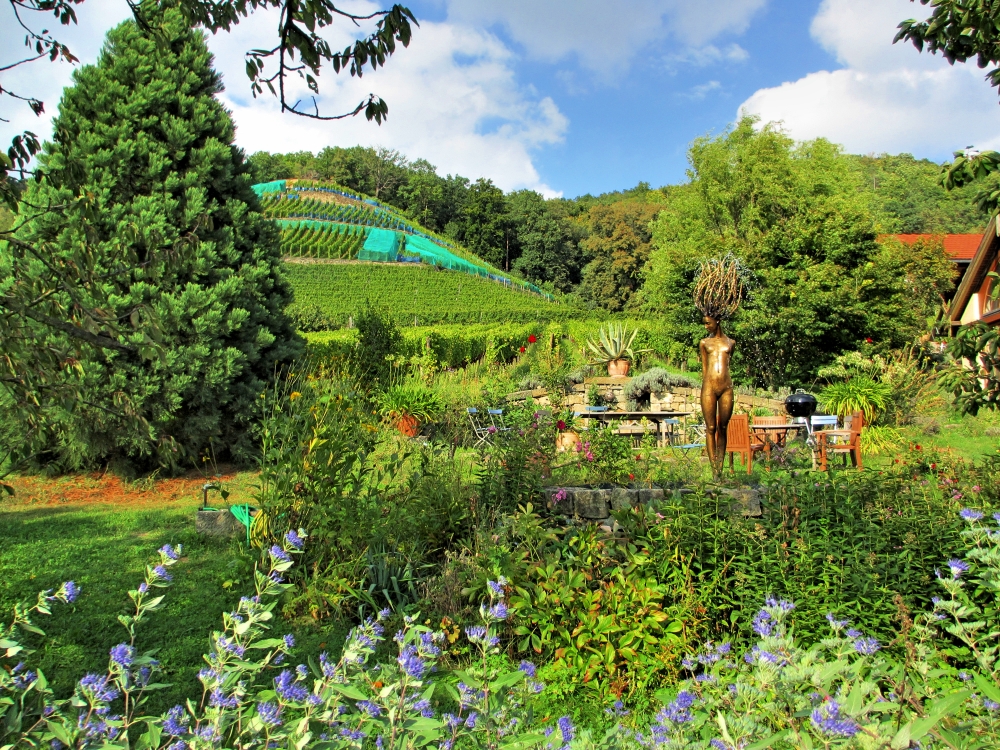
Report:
623,368,695,408
819,377,892,424
377,382,444,423
354,305,402,386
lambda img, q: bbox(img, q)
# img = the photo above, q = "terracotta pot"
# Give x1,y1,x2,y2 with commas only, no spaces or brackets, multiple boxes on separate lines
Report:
607,359,630,377
396,415,420,437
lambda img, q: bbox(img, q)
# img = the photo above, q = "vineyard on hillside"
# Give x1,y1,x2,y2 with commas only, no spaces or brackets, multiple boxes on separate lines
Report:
255,180,552,299
285,263,587,326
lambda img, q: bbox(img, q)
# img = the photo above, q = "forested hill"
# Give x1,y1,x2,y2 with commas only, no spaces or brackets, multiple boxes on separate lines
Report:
248,124,992,312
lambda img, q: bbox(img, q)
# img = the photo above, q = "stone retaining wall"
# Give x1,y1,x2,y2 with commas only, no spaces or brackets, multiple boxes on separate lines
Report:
506,377,785,416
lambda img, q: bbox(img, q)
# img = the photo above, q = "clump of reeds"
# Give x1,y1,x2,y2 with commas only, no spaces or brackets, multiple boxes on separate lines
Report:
693,254,746,320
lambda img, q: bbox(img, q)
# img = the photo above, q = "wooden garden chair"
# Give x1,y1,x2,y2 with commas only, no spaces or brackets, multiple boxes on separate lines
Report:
751,415,789,457
726,414,766,474
817,411,864,471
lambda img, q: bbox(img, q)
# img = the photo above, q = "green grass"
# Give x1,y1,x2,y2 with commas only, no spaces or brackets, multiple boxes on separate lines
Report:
285,262,584,325
0,497,346,713
902,410,1000,462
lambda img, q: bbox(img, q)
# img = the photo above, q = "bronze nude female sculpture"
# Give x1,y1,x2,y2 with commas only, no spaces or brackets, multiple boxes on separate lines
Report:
693,256,745,470
699,315,735,465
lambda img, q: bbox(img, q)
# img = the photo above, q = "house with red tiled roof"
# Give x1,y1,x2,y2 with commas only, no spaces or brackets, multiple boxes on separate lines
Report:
946,218,1000,331
892,233,981,288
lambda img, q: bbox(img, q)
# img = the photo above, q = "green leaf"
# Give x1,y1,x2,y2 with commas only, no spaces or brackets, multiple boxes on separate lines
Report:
975,672,1000,702
747,731,789,750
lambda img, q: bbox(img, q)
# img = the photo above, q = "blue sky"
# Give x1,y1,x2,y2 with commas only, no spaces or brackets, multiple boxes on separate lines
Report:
2,0,999,197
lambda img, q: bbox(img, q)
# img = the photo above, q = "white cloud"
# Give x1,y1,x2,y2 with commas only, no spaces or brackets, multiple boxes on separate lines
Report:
0,0,132,153
685,80,723,100
0,0,568,195
665,43,749,71
208,10,568,194
442,0,766,74
739,0,1000,158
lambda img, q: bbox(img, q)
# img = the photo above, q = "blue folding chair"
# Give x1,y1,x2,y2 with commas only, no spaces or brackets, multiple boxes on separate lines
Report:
488,409,513,436
467,408,494,447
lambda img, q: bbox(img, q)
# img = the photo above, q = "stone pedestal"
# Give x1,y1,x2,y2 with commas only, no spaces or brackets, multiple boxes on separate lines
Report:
195,509,243,537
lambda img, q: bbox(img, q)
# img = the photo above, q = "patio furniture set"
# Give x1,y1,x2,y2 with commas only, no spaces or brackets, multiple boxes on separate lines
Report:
468,404,864,472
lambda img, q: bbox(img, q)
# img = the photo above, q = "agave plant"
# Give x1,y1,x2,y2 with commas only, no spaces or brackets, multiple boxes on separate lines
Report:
586,323,650,364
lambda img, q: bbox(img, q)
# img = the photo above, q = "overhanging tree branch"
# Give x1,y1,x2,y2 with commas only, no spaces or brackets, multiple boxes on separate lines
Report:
1,295,135,353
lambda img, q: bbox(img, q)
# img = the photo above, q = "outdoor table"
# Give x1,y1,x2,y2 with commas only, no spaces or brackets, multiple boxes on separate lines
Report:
750,424,804,455
573,410,693,447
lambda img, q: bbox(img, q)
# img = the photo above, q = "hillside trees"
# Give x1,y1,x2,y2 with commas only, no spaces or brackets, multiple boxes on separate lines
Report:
850,153,991,233
579,201,662,311
2,8,301,472
643,117,953,387
453,178,509,269
507,190,582,292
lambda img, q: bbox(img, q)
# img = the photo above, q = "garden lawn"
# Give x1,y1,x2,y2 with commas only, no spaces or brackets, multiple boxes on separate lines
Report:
0,473,346,714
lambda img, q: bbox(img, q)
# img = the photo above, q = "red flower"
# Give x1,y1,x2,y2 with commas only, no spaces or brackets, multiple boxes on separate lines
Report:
629,473,635,481
528,334,537,344
557,420,567,430
519,346,526,353
865,337,874,344
915,444,921,450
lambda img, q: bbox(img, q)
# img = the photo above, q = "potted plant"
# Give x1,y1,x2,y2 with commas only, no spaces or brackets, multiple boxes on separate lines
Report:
586,323,650,377
377,383,443,437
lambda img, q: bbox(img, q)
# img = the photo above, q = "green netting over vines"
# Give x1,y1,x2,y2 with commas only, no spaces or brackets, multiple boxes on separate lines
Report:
251,180,286,196
404,235,487,275
359,228,400,262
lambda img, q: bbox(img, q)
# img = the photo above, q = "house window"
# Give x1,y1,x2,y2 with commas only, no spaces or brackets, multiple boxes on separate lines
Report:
986,268,1000,315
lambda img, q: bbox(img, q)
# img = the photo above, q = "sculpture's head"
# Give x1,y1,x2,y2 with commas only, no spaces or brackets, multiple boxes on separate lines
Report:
703,315,721,335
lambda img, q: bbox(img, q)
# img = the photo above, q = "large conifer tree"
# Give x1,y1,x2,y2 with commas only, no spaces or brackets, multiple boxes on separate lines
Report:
10,6,301,471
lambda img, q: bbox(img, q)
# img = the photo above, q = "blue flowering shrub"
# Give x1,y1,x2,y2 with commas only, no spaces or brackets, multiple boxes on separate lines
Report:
4,512,1000,749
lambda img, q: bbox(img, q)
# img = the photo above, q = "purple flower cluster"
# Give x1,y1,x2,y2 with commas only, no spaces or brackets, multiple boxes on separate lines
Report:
11,663,36,690
274,669,311,702
557,716,575,746
209,687,239,709
163,705,189,736
78,674,120,704
357,700,381,717
269,545,292,564
285,529,305,550
257,701,282,728
60,581,79,603
152,565,172,582
752,609,773,637
960,508,984,522
810,700,858,738
947,559,970,579
853,637,881,656
826,613,849,630
397,645,427,680
109,643,135,668
159,544,180,560
659,690,696,724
